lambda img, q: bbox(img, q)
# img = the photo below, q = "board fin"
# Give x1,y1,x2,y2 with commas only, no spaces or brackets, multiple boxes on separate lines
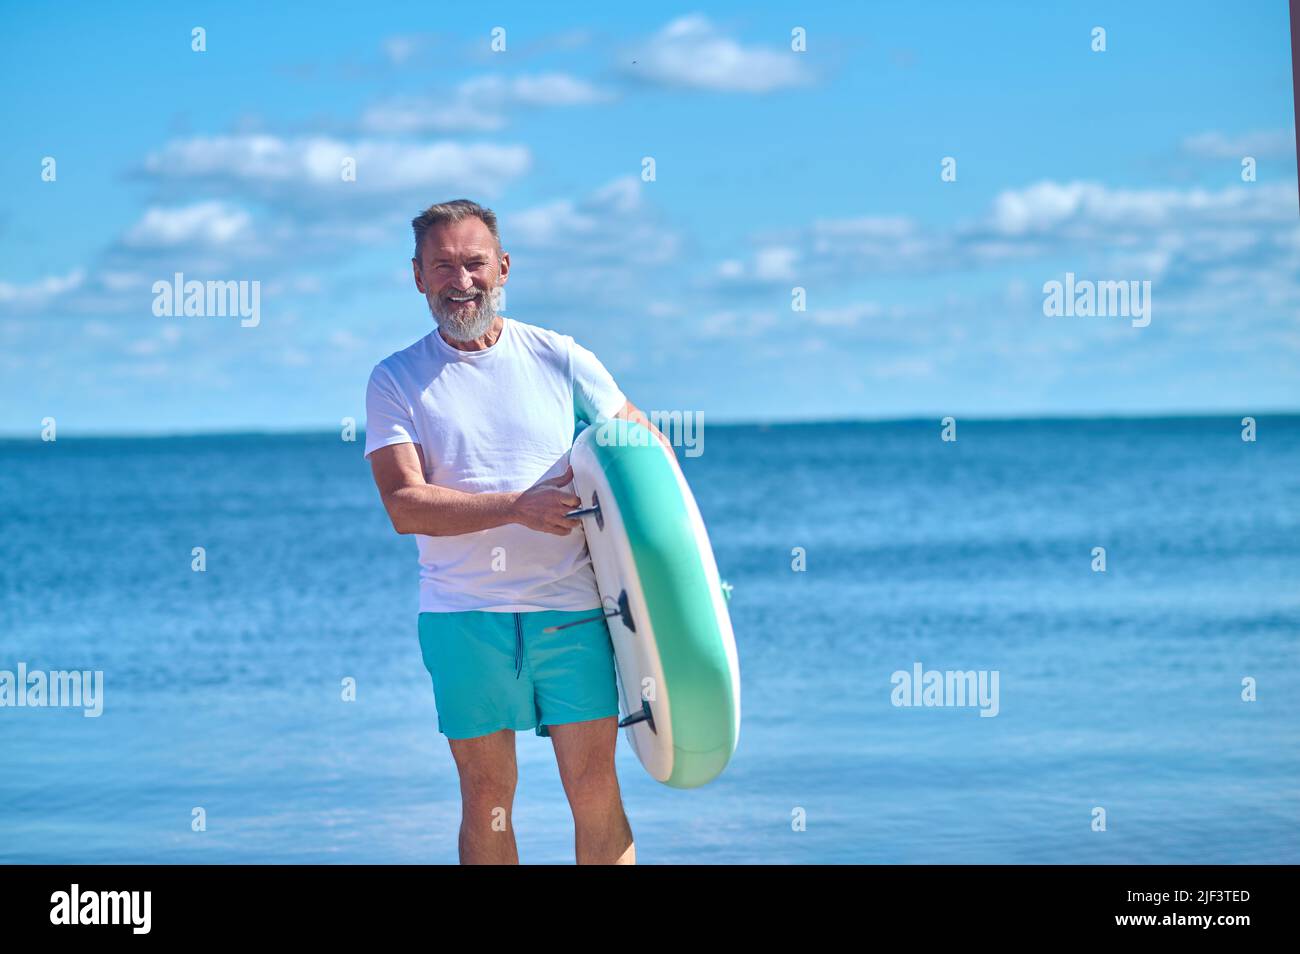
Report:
618,698,657,735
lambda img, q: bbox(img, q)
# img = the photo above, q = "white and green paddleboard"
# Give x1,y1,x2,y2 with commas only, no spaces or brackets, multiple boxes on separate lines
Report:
566,418,740,788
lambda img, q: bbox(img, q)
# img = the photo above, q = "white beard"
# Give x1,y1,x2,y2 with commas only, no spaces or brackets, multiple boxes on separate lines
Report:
428,287,499,343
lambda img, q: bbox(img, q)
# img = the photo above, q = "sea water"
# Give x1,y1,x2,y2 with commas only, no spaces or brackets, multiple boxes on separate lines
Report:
1,417,1296,863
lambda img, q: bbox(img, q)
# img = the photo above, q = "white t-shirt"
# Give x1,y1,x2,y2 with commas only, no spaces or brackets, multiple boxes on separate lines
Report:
364,317,627,613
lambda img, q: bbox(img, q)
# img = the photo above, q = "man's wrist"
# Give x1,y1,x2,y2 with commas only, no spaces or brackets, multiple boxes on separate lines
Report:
500,490,522,526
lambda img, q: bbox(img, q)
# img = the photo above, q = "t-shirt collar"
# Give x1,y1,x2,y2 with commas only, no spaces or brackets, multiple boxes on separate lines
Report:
430,316,510,360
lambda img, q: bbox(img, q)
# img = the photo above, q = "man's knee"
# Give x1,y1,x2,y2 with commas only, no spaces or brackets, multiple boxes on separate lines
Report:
564,763,621,817
460,761,516,801
456,752,518,829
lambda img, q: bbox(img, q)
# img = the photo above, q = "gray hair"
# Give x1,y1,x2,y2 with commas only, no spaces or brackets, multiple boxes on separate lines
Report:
411,199,502,263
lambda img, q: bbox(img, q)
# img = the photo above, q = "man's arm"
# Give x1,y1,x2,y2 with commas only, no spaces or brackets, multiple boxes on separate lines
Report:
369,442,581,537
613,399,674,453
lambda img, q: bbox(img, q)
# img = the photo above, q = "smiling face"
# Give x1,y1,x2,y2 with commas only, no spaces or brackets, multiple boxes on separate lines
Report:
412,216,510,344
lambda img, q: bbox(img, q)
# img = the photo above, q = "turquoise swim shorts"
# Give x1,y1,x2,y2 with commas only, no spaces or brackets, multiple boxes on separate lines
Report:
416,608,620,740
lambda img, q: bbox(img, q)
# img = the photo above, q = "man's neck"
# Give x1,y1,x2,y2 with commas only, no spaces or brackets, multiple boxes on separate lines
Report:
440,315,505,352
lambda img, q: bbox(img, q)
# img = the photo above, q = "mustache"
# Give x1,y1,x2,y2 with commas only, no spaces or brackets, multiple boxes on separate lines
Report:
428,283,499,339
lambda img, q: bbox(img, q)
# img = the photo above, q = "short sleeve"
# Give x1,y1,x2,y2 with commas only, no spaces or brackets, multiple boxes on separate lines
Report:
363,364,417,458
571,338,626,425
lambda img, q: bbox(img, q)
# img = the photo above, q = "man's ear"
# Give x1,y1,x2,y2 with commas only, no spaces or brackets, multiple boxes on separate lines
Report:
412,258,425,292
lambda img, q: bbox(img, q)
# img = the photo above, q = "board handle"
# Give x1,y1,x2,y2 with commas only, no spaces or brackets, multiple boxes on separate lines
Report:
541,591,635,634
564,490,603,529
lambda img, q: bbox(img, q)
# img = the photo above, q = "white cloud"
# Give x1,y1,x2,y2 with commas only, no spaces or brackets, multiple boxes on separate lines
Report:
808,302,882,327
988,179,1294,237
123,202,253,249
1182,129,1295,160
628,14,811,93
989,181,1096,235
361,73,614,134
360,99,505,134
0,269,86,308
508,176,676,265
100,271,151,292
713,246,800,284
710,180,1300,293
494,178,682,314
473,73,613,107
696,309,780,338
15,130,519,318
141,135,531,199
380,29,592,68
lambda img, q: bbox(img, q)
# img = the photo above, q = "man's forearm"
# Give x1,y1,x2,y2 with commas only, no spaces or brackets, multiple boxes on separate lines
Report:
384,483,520,536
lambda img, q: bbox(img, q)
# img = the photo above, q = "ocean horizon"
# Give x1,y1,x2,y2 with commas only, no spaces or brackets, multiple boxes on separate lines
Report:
3,409,1299,442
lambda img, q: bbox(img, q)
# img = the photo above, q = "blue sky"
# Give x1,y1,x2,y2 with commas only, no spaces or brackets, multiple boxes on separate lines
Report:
1,0,1297,435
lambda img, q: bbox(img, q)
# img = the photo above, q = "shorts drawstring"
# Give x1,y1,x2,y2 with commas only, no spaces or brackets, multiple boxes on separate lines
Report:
513,612,523,680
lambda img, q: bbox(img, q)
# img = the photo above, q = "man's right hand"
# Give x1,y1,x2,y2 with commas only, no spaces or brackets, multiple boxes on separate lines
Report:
511,464,582,535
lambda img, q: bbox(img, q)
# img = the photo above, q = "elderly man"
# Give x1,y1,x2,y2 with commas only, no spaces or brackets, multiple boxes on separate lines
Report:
365,199,665,865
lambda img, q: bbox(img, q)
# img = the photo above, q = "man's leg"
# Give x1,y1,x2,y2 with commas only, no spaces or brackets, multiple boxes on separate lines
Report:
448,728,519,864
548,717,635,864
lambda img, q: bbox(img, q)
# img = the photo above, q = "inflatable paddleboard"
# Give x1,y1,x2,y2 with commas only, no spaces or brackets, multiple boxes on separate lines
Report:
565,418,740,788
